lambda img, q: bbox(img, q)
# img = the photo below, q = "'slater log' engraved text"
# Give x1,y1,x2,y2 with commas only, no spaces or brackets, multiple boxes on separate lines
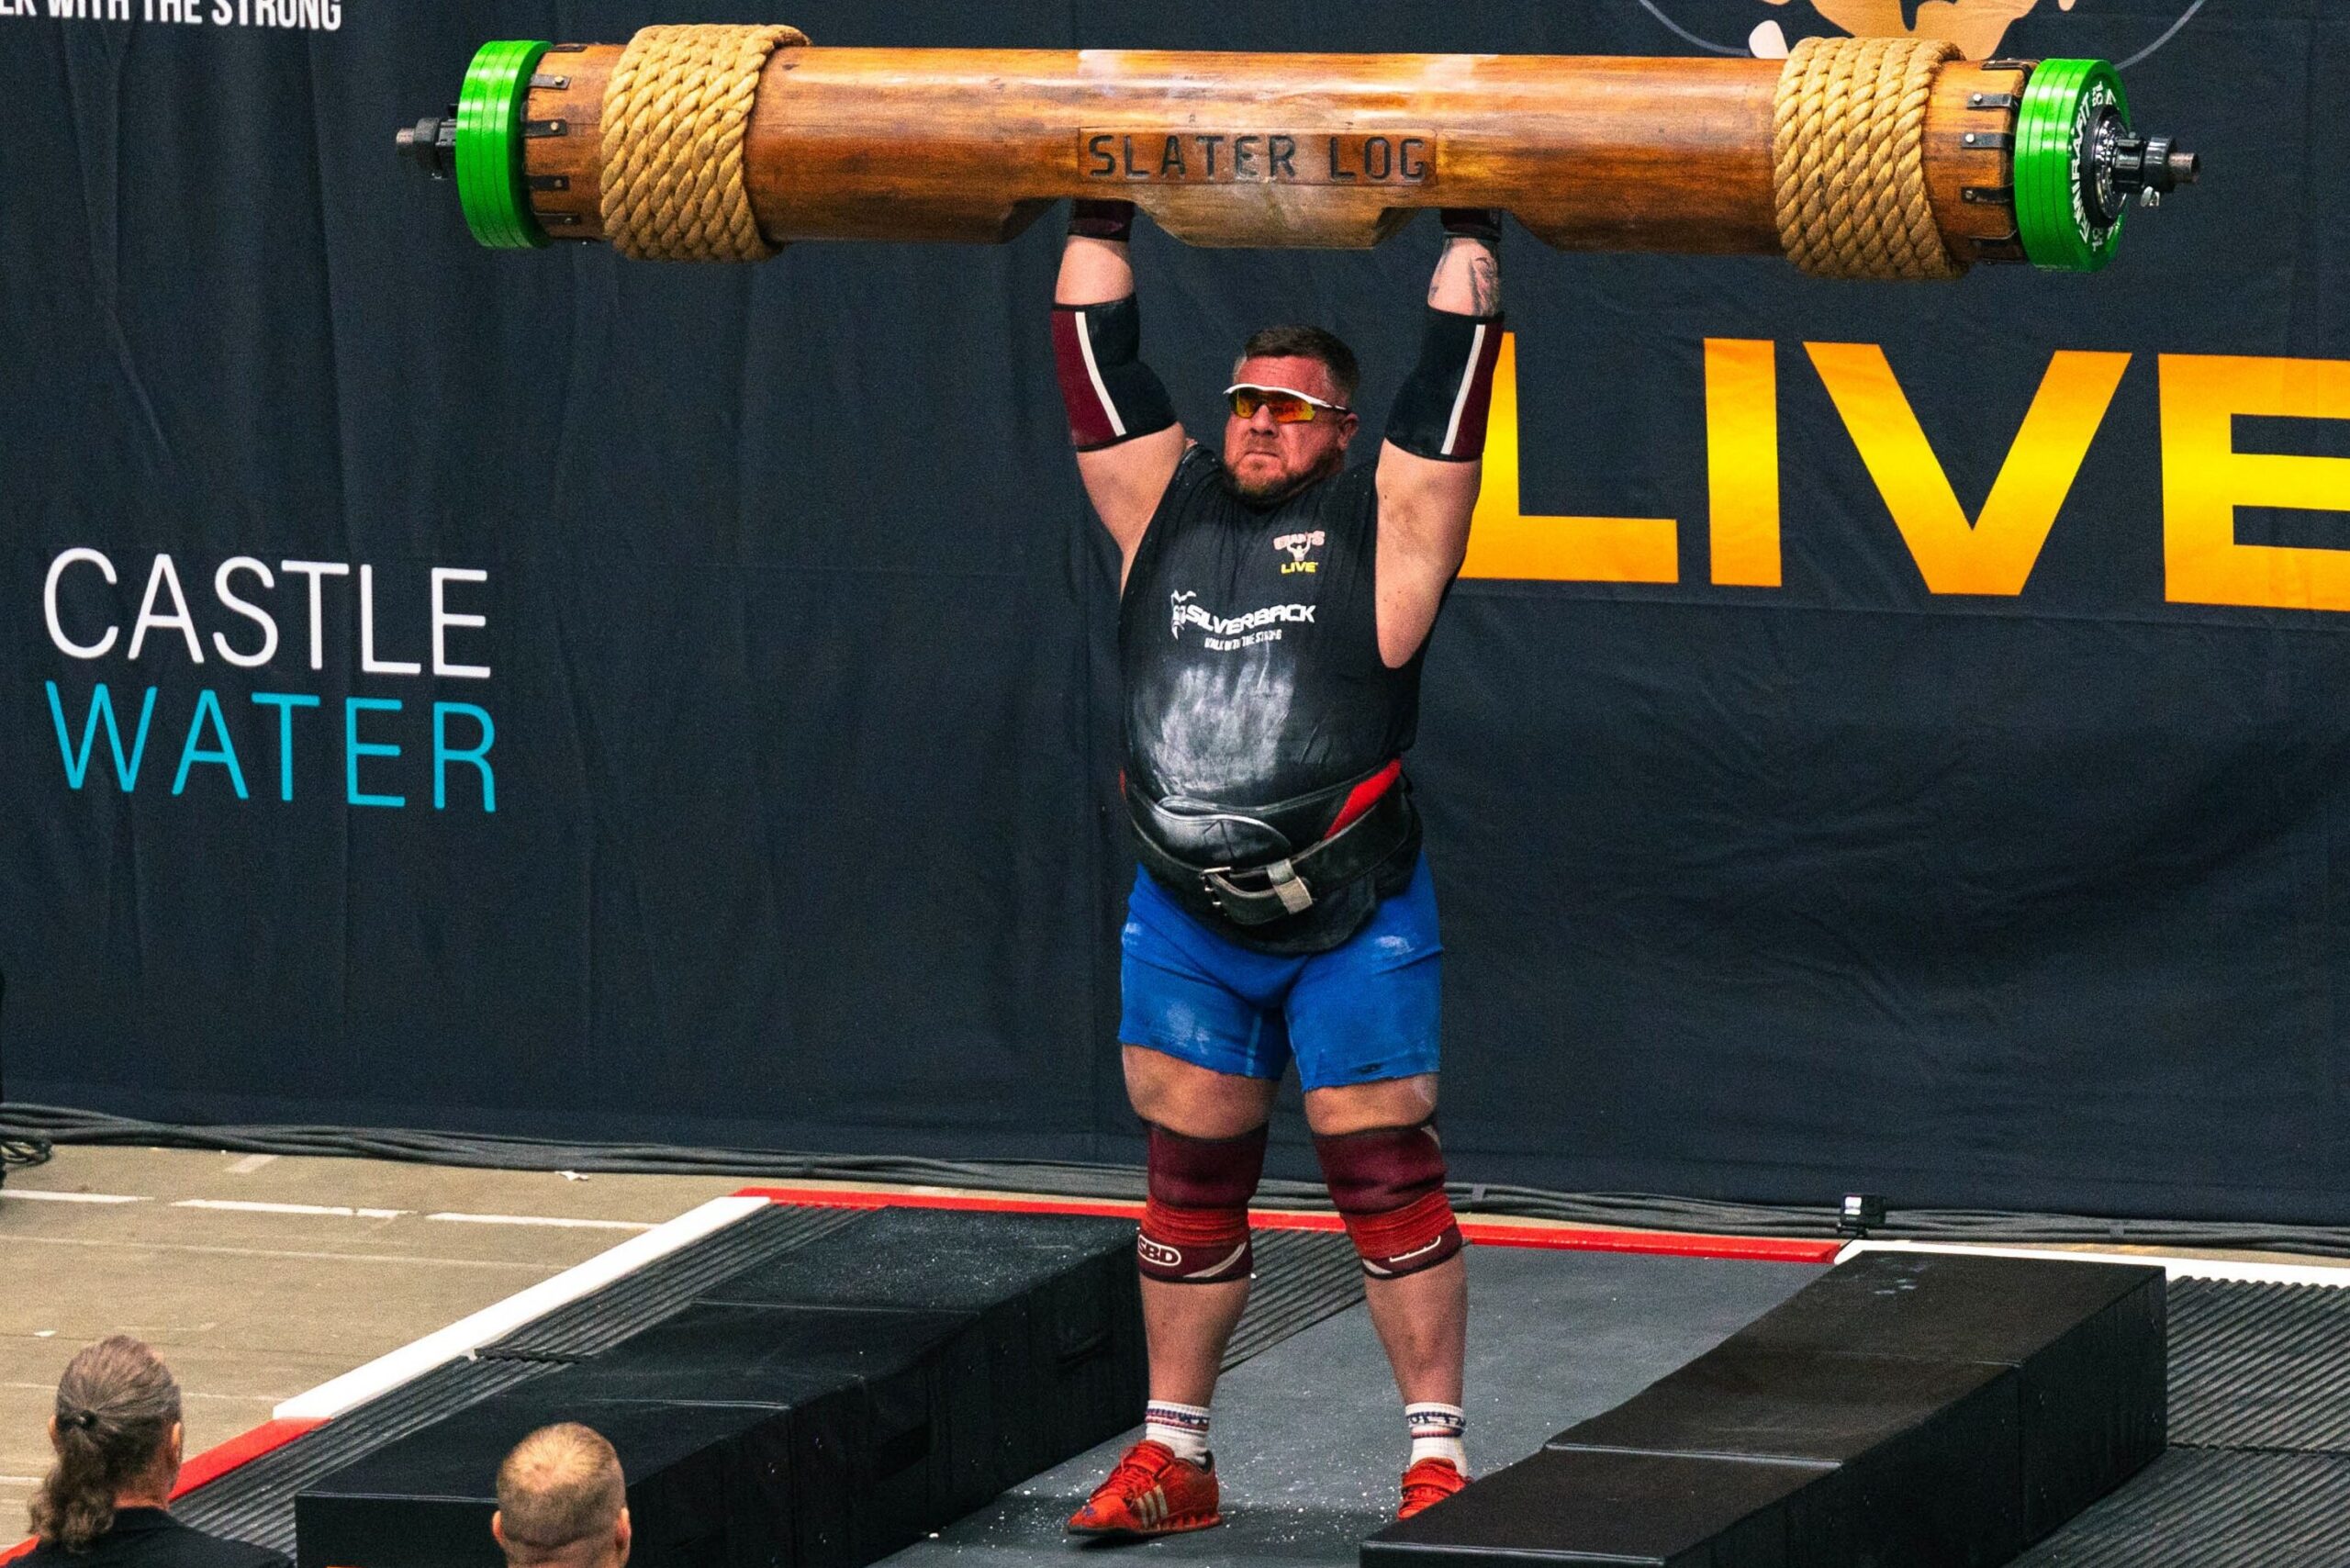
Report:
1080,130,1434,185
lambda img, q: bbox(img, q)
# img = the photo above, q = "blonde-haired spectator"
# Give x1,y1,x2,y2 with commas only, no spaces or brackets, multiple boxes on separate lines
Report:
491,1423,631,1568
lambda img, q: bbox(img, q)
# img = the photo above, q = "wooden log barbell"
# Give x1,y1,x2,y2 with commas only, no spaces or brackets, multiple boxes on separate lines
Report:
397,28,2196,278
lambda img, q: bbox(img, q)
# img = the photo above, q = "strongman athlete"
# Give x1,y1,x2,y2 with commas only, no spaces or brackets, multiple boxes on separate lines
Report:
1051,197,1504,1533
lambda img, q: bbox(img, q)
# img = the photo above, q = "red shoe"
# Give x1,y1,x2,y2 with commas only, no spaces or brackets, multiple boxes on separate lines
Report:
1066,1439,1224,1537
1398,1456,1469,1520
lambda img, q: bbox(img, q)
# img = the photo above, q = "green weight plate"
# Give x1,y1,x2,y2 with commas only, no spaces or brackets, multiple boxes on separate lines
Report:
2012,59,2075,269
454,39,553,251
2015,58,2131,273
2014,59,2080,269
2019,59,2096,270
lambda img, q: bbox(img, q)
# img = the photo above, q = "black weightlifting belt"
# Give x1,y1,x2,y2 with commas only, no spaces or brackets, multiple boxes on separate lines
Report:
1125,761,1415,928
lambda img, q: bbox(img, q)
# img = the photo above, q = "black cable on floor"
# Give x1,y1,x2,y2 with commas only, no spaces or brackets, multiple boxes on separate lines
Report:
1,1134,54,1181
6,1101,2350,1260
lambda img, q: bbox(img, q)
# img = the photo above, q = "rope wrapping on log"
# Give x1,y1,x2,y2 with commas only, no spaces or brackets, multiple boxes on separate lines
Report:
599,22,806,262
1772,36,1964,281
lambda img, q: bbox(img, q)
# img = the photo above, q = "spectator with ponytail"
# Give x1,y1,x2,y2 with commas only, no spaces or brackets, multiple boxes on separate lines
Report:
22,1336,285,1566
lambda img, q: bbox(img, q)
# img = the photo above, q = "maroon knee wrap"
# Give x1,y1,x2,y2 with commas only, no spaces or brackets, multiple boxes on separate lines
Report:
1137,1122,1267,1284
1313,1118,1463,1278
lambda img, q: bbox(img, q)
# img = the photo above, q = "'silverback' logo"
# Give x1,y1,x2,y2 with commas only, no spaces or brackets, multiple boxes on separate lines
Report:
1169,591,1317,651
1632,0,2200,66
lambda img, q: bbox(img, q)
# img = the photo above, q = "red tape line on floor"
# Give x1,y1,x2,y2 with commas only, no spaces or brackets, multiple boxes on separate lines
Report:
730,1185,1841,1264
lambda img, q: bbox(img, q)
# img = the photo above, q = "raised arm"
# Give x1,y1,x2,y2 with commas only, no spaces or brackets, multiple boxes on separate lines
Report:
1373,210,1505,668
1054,200,1188,577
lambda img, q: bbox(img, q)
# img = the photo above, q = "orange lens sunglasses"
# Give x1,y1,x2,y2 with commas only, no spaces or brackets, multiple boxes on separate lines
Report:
1225,384,1353,422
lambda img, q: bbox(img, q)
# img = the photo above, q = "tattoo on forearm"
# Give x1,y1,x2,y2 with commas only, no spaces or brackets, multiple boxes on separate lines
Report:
1427,242,1503,314
1469,254,1501,316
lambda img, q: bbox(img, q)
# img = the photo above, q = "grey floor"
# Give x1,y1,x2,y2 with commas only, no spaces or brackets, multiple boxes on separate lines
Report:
885,1245,1827,1567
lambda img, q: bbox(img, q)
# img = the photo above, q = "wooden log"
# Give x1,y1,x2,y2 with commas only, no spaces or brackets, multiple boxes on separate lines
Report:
520,45,2031,266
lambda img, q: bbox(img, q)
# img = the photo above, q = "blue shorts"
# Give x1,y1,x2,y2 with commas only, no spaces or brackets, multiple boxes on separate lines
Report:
1119,856,1442,1091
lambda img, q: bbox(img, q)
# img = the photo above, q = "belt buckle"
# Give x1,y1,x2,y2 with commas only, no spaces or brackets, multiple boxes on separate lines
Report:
1198,861,1311,917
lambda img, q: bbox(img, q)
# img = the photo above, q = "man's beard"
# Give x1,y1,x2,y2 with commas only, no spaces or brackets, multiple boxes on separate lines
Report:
1221,443,1344,507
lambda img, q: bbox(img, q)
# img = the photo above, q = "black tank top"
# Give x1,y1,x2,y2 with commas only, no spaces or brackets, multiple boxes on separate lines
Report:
1119,446,1429,948
1123,444,1426,805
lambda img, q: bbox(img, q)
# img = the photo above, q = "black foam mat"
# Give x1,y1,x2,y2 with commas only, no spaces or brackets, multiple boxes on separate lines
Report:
1360,1446,1826,1568
301,1394,810,1568
297,1306,985,1568
697,1207,1136,1315
173,1358,561,1554
1550,1343,2019,1464
696,1206,1146,1504
1375,1252,2165,1567
481,1202,860,1361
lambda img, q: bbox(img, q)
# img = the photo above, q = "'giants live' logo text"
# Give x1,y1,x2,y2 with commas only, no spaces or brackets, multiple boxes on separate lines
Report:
1467,342,2350,610
39,551,497,812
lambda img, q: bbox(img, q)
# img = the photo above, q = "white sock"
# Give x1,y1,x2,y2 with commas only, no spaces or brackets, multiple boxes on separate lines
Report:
1144,1400,1213,1465
1406,1403,1468,1473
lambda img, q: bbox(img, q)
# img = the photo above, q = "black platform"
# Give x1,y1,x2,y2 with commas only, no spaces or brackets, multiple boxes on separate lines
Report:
165,1204,2345,1568
1366,1252,2165,1568
294,1208,1143,1568
304,1390,818,1568
699,1207,1144,1497
300,1303,990,1567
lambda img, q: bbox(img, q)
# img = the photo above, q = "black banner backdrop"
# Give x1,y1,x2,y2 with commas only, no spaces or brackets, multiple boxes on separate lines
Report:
5,0,2347,1220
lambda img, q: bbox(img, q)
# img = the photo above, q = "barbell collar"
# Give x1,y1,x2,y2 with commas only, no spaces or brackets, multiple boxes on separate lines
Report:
395,111,456,180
